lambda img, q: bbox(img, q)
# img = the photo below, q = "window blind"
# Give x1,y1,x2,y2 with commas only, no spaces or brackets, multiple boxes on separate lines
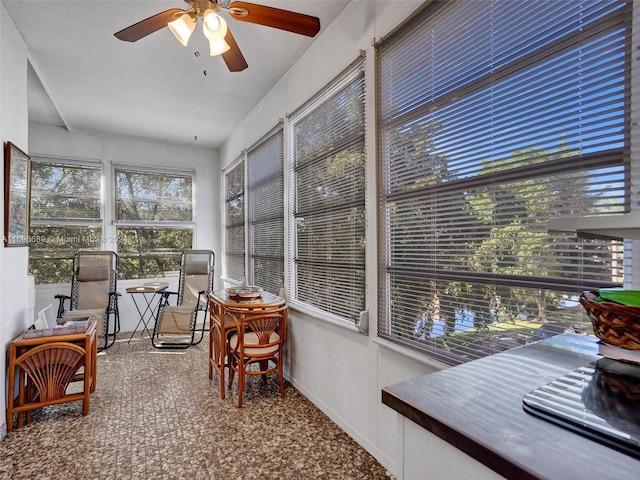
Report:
247,128,284,295
377,0,631,365
288,58,366,321
225,159,246,282
30,160,101,221
115,167,193,223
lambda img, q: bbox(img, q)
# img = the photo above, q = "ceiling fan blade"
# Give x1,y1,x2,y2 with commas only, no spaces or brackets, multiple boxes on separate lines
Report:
222,30,248,72
114,9,184,42
228,1,320,37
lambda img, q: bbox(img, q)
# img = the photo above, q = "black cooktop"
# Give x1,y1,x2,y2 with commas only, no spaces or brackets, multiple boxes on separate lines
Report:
523,357,640,459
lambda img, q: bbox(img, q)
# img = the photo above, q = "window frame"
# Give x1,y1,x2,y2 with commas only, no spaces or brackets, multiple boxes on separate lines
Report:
375,0,632,365
112,163,195,280
286,56,367,324
28,156,104,285
223,156,246,284
246,125,285,295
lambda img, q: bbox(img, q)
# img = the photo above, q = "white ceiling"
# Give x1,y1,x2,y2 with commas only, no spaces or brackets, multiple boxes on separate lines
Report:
2,0,350,149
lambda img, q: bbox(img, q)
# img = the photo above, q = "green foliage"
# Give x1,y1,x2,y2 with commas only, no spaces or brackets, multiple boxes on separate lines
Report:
385,132,623,358
30,162,101,220
28,225,102,284
115,169,192,222
29,165,194,284
117,227,192,280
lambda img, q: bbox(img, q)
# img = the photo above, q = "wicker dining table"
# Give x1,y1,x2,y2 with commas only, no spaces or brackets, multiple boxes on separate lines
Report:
208,289,285,399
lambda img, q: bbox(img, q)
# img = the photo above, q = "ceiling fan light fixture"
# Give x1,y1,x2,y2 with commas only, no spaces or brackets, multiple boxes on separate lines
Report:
202,9,227,42
114,0,320,72
168,13,196,46
209,38,231,56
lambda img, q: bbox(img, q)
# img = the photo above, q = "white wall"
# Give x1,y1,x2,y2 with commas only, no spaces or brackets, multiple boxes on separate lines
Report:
28,122,221,333
0,2,31,439
219,0,444,474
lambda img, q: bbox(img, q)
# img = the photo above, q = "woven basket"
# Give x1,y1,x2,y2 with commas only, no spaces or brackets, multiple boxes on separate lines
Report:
580,292,640,350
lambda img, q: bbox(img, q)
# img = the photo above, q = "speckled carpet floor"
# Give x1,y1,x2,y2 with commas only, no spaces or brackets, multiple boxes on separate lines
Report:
0,334,390,480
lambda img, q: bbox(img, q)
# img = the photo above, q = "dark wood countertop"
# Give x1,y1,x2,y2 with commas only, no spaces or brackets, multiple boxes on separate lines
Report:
382,335,640,480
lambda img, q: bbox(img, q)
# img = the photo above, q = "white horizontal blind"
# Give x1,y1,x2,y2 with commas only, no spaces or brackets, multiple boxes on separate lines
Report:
225,159,246,282
31,160,101,221
115,167,193,222
29,159,103,284
377,0,631,365
247,128,284,295
288,58,366,321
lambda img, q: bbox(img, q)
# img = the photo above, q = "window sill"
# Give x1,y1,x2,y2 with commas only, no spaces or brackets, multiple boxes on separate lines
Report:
287,299,360,334
373,337,449,371
547,212,640,240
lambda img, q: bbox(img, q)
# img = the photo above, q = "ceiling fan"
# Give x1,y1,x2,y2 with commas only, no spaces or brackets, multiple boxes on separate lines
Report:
114,0,321,72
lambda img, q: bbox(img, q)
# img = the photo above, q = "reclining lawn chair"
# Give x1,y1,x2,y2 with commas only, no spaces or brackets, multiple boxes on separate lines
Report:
55,250,121,351
152,249,214,349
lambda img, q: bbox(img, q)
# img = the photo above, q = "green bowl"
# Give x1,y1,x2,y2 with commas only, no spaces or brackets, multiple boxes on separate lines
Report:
598,288,640,307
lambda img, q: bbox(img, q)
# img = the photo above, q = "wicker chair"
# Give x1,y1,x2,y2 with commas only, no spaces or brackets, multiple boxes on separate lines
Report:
226,304,288,407
56,250,121,350
10,342,88,428
152,250,214,348
18,342,85,401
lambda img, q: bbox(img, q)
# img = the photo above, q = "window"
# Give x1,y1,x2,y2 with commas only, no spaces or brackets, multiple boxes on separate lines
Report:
377,0,631,365
114,166,194,279
288,58,366,321
247,128,284,295
224,159,245,282
29,158,102,284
